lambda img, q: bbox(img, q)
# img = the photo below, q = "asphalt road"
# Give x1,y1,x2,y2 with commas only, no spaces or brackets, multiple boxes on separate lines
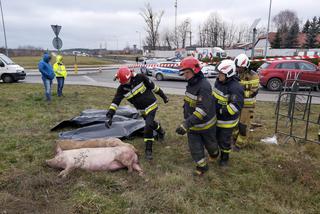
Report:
21,68,320,103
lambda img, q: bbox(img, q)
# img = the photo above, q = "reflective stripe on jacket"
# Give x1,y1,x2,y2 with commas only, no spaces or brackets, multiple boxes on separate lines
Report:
213,77,244,128
183,74,217,132
108,73,165,115
239,70,259,107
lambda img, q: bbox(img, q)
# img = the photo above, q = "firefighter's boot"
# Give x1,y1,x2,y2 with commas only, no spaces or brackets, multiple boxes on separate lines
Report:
208,150,220,163
145,140,153,160
156,124,166,141
193,159,209,176
219,151,229,167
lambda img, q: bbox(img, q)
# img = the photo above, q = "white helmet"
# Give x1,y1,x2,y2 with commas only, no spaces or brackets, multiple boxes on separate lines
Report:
216,59,236,78
234,53,250,68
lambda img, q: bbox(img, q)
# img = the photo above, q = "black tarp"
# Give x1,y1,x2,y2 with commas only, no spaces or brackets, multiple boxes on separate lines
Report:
51,106,147,140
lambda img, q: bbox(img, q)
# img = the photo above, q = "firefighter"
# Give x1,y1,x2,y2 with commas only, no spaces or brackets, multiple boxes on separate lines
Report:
105,67,169,160
175,56,219,176
213,59,244,166
233,54,260,150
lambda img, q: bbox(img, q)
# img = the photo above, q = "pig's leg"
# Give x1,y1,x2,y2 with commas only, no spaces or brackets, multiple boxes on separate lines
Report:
133,163,144,176
58,166,74,178
115,152,134,173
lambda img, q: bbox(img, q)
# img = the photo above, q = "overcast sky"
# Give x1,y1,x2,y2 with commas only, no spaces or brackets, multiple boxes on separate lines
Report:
0,0,318,50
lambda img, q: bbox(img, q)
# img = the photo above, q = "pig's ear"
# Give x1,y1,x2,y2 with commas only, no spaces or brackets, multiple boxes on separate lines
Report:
55,145,63,154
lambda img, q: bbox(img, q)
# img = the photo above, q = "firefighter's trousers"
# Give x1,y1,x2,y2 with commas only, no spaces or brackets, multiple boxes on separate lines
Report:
217,127,234,153
234,107,255,148
187,126,219,163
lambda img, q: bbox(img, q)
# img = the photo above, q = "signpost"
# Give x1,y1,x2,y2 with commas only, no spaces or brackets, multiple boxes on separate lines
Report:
51,24,62,52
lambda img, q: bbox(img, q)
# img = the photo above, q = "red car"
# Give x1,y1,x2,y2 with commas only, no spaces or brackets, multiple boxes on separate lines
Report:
258,60,320,91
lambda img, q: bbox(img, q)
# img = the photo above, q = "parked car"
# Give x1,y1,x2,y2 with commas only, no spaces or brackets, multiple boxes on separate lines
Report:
258,60,320,91
140,58,167,76
201,64,218,78
152,62,183,81
0,53,26,83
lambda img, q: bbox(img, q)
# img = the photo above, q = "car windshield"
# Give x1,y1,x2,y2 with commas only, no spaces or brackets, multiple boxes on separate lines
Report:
259,62,271,69
0,55,16,65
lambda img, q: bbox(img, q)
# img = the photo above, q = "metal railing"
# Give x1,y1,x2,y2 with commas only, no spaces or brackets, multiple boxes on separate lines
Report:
275,90,320,144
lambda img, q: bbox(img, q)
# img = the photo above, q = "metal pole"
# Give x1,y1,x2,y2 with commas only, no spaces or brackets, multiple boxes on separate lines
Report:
174,0,177,48
264,0,272,59
0,0,8,56
251,28,257,60
136,31,141,52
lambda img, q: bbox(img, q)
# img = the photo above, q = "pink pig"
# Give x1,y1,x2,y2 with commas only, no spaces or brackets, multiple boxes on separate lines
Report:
46,146,143,178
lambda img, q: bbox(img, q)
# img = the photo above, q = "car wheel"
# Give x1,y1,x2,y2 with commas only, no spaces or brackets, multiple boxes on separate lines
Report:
267,78,282,91
155,73,164,81
2,74,14,83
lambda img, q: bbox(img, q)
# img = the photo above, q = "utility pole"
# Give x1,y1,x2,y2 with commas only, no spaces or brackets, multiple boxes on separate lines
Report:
174,0,177,48
0,0,8,56
264,0,272,59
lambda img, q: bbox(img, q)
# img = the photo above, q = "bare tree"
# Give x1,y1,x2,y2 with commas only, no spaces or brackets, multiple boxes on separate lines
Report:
273,10,299,30
177,18,191,48
161,28,174,49
140,3,164,50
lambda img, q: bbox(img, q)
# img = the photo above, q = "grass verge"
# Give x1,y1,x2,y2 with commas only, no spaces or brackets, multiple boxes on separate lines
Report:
12,56,117,69
0,83,319,213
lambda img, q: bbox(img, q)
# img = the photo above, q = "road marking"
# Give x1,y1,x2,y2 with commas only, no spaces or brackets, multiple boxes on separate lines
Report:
83,75,97,83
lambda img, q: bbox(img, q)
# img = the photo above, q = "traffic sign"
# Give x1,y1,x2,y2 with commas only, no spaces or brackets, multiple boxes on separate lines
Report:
51,25,62,37
52,37,63,50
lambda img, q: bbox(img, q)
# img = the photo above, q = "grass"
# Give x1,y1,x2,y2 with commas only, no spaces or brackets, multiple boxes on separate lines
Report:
12,56,117,69
0,83,320,214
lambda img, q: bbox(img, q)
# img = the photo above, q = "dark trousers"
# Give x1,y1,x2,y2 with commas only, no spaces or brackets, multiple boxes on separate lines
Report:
142,109,160,140
56,77,65,97
216,127,233,153
187,126,219,163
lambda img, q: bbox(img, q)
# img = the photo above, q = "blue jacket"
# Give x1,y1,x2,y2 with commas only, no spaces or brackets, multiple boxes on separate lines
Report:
213,77,244,129
38,54,55,80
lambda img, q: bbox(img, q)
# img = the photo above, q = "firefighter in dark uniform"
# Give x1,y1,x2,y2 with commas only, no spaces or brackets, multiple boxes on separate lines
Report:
175,57,219,176
213,59,244,166
105,67,169,160
233,54,260,150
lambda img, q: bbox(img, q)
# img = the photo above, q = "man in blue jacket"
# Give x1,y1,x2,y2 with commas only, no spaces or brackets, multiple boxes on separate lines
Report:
38,53,55,101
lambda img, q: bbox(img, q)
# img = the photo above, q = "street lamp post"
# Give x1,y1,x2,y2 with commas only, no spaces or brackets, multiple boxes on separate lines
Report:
264,0,272,59
0,0,8,56
136,30,142,53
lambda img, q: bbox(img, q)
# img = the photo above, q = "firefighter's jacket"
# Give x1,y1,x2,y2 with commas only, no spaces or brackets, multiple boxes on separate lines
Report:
239,70,259,108
213,77,244,129
108,73,166,115
183,73,217,132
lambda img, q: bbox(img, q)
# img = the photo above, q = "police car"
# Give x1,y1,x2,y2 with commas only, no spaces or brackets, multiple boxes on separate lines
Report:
152,62,183,81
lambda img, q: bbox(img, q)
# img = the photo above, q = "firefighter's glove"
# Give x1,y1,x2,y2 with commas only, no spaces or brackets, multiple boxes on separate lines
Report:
162,95,169,104
105,110,114,128
176,122,188,135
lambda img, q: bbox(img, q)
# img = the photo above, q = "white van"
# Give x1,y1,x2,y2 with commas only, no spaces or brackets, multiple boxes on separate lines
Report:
0,53,26,83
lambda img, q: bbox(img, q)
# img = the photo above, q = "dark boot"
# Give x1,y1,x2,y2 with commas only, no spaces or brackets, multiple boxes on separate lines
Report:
219,151,229,167
156,125,166,141
208,150,220,163
193,164,209,176
145,140,153,160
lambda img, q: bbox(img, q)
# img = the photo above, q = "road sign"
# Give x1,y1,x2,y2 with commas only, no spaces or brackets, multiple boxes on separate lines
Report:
52,37,63,50
51,25,62,37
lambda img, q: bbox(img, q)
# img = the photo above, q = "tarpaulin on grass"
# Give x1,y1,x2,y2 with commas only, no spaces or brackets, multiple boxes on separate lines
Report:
51,106,140,130
51,106,146,140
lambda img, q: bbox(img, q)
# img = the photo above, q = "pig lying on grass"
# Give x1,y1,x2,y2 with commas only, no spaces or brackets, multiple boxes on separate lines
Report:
46,145,143,178
56,137,138,153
